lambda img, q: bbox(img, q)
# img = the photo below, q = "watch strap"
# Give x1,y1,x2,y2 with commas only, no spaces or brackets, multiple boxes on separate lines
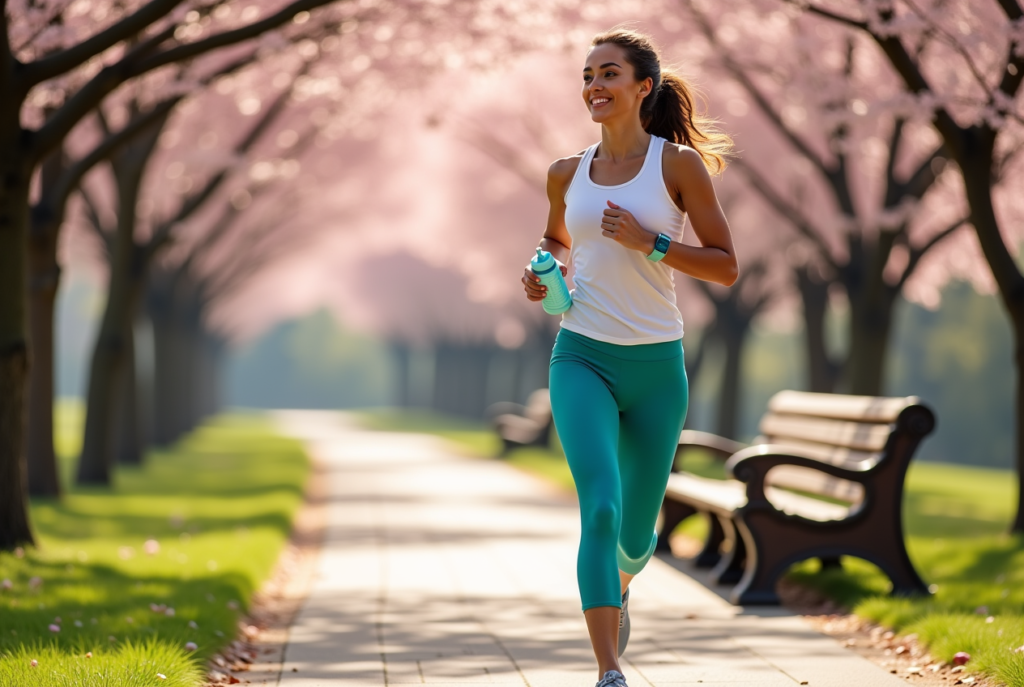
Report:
646,233,671,262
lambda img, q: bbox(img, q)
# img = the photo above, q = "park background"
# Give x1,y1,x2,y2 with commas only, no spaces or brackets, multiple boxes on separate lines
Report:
2,0,1024,685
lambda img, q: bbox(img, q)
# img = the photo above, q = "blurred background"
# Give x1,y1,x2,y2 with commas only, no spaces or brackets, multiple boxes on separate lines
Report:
38,0,1019,471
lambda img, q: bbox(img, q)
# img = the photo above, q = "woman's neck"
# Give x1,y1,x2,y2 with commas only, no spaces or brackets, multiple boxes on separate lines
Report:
598,117,651,162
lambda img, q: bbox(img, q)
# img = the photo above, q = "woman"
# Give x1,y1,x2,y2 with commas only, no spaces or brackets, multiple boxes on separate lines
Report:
521,28,738,687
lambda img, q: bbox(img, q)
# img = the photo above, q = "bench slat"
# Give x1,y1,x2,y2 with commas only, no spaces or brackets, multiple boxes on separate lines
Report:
760,437,881,469
665,473,851,522
766,465,865,504
760,414,893,452
767,390,917,423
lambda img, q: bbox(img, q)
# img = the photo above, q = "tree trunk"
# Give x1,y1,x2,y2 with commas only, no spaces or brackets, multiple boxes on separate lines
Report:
795,266,841,393
26,238,62,495
77,183,147,484
0,150,37,548
846,287,898,396
114,322,143,465
26,143,65,497
392,341,412,407
715,319,748,440
955,136,1024,533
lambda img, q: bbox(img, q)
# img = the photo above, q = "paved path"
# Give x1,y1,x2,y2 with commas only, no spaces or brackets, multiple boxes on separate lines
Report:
273,411,904,687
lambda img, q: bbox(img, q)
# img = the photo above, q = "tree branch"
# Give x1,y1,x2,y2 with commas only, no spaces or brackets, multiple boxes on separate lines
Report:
144,57,307,259
30,0,336,164
30,23,178,161
77,183,115,259
730,157,840,272
130,0,337,75
898,216,968,288
22,0,185,87
52,98,182,217
686,0,834,179
798,1,967,156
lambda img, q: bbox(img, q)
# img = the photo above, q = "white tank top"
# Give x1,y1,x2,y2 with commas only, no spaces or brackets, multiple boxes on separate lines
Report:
561,135,686,345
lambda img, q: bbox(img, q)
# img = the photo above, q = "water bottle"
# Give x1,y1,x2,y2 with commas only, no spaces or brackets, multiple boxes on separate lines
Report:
531,248,572,315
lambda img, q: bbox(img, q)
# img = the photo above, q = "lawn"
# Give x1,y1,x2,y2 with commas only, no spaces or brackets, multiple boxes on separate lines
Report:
0,404,310,687
356,408,1024,687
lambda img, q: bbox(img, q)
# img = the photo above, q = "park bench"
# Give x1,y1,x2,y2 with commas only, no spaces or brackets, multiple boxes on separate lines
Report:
658,390,935,605
488,388,553,456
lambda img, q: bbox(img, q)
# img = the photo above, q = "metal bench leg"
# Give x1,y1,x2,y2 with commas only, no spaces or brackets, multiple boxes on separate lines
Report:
818,556,843,571
728,516,782,605
656,500,697,552
873,538,930,597
694,512,724,568
710,515,745,585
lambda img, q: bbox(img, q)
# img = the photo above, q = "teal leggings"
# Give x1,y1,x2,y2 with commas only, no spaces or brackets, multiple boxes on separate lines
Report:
549,329,688,611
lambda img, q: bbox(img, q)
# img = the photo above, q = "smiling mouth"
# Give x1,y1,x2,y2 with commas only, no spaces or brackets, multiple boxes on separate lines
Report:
591,97,610,108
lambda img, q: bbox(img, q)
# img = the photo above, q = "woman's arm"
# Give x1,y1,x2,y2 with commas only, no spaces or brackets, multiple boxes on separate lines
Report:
523,155,579,301
599,145,738,286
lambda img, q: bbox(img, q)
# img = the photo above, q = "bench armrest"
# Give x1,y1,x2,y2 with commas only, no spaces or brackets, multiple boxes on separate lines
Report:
677,430,747,461
724,444,872,504
486,402,529,422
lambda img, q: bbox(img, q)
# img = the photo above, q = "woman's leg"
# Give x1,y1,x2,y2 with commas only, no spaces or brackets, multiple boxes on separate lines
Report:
616,352,689,582
549,357,623,676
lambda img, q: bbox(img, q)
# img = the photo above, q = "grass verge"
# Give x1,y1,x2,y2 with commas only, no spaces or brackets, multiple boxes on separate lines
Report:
0,405,309,687
355,408,1024,686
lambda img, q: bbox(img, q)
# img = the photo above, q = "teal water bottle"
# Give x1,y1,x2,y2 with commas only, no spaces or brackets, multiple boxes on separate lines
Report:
531,248,572,315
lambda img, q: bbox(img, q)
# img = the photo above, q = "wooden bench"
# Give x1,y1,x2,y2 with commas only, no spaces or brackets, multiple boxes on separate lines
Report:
658,391,935,605
488,389,553,456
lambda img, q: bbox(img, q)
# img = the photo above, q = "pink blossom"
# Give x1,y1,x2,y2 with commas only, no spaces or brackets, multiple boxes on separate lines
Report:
29,659,37,667
48,624,60,632
185,642,198,651
1,579,11,590
144,539,160,555
28,576,42,589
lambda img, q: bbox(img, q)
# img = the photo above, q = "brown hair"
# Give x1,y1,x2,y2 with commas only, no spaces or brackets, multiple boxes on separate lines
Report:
592,28,733,175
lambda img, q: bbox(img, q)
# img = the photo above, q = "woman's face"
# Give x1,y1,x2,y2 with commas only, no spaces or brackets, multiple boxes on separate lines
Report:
582,43,652,125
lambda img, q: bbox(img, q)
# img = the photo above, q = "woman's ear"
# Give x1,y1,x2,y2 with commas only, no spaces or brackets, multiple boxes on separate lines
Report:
638,77,654,100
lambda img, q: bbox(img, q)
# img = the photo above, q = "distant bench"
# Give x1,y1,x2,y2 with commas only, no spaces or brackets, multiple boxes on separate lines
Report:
488,389,553,456
658,391,935,605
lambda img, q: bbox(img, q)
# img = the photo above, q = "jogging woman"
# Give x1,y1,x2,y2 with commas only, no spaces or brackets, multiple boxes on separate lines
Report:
521,28,738,687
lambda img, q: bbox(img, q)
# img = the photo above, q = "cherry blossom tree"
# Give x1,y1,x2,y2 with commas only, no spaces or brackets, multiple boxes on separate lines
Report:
677,0,979,398
1,0,355,550
780,0,1024,531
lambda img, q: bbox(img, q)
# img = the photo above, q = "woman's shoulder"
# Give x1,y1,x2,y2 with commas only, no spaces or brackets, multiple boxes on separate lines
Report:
660,141,704,168
660,141,712,184
546,148,589,199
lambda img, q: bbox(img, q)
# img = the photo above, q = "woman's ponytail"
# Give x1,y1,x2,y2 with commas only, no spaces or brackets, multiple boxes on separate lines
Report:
592,28,733,175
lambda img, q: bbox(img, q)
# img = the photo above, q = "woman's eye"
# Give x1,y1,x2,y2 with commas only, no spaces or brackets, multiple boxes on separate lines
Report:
605,71,616,78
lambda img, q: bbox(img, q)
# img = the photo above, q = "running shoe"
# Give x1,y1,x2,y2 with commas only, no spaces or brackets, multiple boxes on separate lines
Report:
596,669,628,687
618,588,630,656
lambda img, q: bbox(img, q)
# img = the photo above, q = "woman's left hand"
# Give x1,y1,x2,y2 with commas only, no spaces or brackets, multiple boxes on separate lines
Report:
601,201,656,255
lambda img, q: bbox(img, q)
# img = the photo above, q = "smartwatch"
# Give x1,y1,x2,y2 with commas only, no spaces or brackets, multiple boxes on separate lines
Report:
646,233,671,262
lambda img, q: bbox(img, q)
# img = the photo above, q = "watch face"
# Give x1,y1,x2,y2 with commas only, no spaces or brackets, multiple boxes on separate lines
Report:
655,234,671,253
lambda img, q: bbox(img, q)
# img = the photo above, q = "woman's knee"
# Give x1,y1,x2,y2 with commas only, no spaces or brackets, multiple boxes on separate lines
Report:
582,498,620,539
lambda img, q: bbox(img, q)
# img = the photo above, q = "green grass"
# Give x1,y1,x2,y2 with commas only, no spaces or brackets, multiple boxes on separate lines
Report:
355,408,1024,686
0,403,309,687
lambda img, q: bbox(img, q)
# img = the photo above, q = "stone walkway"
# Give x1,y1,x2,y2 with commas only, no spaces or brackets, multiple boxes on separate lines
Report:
273,411,906,687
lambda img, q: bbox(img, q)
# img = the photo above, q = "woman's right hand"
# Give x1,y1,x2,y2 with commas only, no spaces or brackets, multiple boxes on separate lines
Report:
522,263,567,302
